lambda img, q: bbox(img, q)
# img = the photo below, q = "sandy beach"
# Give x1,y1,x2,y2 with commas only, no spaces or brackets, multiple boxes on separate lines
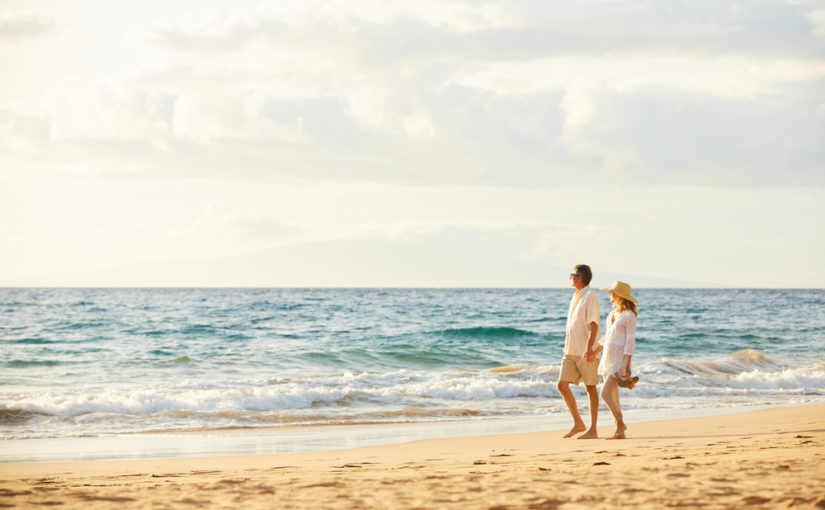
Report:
2,404,824,509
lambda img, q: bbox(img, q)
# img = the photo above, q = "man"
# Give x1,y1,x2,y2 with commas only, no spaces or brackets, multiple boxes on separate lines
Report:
557,264,601,439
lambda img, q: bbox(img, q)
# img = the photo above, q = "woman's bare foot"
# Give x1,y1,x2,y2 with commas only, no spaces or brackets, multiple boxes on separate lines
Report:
563,424,587,438
606,422,627,440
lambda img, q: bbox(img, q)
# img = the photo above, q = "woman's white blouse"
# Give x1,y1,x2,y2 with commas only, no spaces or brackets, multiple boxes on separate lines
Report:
598,309,637,376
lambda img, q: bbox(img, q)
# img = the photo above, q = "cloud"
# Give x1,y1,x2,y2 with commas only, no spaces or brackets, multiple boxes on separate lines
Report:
145,8,262,52
0,13,56,41
172,94,312,144
144,1,521,53
141,1,825,59
0,108,50,153
805,7,825,38
1,1,824,188
558,80,825,185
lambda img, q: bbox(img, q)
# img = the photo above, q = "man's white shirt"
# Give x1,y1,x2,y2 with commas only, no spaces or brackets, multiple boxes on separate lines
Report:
563,285,601,356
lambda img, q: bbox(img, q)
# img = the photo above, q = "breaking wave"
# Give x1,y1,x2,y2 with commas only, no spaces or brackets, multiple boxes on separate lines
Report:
3,349,823,439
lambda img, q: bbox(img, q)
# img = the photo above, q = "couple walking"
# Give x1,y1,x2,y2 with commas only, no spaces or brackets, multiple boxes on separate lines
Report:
557,264,638,440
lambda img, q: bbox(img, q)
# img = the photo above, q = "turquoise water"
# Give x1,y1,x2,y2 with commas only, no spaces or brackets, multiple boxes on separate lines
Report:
1,288,824,458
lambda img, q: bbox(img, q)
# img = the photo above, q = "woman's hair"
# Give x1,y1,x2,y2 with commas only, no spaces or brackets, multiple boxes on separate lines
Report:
615,296,638,316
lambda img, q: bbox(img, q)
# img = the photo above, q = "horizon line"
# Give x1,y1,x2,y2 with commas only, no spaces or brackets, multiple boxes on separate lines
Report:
1,286,822,291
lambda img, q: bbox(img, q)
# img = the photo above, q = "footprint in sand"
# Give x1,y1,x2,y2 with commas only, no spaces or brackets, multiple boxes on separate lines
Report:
300,482,342,489
216,479,247,485
741,495,772,505
526,497,567,507
176,498,211,506
73,493,136,503
0,489,34,497
620,488,650,494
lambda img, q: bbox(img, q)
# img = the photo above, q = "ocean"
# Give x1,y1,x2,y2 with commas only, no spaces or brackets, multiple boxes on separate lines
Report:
2,288,824,462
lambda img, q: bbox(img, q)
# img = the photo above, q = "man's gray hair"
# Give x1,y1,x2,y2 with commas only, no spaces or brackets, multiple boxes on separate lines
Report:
574,264,592,286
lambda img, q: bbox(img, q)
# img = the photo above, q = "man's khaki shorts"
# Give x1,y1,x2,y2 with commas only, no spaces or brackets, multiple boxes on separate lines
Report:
558,354,600,386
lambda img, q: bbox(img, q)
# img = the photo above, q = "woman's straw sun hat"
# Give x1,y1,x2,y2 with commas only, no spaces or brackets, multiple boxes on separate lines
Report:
600,281,638,304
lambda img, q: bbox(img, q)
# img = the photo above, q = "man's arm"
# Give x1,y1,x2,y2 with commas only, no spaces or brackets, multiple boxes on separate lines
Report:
583,292,600,363
584,322,598,362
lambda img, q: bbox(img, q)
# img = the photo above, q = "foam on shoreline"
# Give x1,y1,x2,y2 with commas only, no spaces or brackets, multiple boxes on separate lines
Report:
3,401,818,464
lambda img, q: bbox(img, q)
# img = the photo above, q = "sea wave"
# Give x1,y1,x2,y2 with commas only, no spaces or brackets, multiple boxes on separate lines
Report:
4,350,821,420
2,348,824,439
440,327,539,339
5,359,63,368
634,350,825,397
0,408,46,424
0,366,558,421
655,349,776,376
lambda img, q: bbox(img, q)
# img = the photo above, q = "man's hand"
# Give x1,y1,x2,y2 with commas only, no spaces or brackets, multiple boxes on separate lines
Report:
584,349,596,363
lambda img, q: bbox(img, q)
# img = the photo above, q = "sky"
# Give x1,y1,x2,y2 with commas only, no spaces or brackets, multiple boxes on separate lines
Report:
1,0,824,288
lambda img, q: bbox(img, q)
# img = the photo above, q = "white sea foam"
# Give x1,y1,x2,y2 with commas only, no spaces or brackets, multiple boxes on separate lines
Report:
3,350,824,440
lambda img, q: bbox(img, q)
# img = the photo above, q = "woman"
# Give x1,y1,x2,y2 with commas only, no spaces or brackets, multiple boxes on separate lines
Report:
594,281,638,440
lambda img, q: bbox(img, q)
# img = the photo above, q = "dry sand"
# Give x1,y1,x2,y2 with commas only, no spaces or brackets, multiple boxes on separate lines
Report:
2,404,824,509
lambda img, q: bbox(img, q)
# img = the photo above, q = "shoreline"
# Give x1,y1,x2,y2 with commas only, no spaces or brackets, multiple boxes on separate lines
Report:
4,401,821,464
2,404,824,508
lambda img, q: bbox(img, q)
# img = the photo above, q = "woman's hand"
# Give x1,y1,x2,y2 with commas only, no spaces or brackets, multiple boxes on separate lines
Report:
620,356,632,379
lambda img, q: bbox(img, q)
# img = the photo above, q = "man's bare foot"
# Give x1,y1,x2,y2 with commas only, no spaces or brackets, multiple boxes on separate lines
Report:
577,429,598,439
563,424,587,438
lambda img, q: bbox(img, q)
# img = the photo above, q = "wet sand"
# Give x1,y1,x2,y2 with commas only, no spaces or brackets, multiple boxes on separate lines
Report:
2,404,824,509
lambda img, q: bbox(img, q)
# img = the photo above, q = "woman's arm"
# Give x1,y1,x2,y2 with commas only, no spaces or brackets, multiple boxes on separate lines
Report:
621,313,636,378
624,313,636,356
620,354,632,378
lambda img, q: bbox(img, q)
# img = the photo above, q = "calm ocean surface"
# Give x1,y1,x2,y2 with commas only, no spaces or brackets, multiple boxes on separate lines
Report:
2,288,824,461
